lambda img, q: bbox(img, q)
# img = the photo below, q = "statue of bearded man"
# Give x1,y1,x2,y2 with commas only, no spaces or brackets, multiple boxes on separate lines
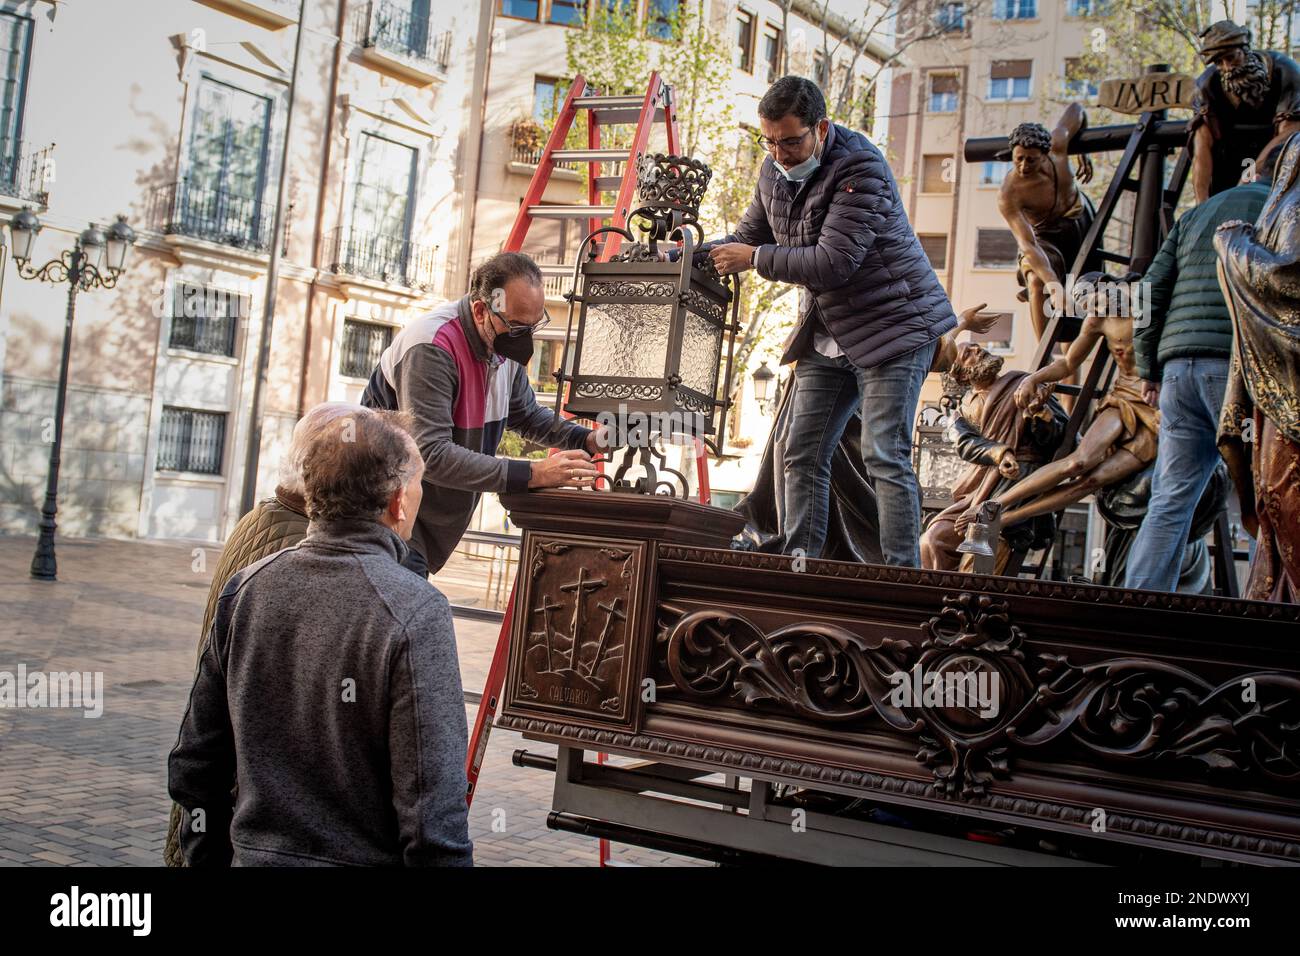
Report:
1190,19,1300,202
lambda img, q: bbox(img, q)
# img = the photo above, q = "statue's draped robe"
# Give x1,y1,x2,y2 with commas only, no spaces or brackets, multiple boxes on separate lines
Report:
1216,132,1300,602
922,370,1068,573
734,375,882,563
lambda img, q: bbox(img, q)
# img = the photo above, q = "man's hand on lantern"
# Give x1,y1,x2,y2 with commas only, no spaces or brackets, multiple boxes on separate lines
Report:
528,449,599,490
708,243,757,275
586,423,614,457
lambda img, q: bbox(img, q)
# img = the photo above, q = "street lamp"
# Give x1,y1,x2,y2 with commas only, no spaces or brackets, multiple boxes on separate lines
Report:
6,207,136,580
555,153,741,496
752,360,776,415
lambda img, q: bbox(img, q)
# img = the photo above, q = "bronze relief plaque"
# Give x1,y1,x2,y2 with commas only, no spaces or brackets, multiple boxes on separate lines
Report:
502,533,648,730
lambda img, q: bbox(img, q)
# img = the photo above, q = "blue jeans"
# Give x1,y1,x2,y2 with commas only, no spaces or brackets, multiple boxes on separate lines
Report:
781,341,936,566
1124,356,1230,592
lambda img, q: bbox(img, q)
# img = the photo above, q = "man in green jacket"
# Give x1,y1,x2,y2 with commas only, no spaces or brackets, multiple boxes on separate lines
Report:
1125,147,1282,591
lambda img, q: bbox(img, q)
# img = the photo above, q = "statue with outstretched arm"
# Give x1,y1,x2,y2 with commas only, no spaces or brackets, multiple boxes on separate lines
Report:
997,102,1100,340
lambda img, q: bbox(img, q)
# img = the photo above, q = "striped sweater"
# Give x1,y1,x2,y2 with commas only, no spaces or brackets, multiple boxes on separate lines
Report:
361,295,590,573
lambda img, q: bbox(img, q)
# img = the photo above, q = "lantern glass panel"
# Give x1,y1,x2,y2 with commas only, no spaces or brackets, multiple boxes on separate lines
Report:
579,302,672,378
678,308,722,396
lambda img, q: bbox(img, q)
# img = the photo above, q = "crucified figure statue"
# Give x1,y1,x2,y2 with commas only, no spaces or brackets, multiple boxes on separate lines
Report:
971,272,1159,532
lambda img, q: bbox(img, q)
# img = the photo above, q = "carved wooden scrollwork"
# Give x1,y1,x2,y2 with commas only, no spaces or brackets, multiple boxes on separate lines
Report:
659,592,1300,799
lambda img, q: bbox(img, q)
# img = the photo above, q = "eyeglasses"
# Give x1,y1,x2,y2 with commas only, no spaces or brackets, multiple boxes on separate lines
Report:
490,307,550,337
754,128,814,153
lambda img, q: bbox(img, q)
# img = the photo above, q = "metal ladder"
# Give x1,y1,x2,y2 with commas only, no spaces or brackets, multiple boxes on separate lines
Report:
466,76,713,857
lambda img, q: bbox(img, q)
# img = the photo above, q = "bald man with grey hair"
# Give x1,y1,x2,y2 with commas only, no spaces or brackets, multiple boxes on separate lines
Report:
164,401,374,866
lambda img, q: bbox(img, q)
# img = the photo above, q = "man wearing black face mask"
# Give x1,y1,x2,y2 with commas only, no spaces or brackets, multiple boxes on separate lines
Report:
362,251,605,576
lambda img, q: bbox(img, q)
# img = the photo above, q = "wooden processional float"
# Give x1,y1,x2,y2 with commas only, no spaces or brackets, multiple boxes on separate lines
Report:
491,104,1300,866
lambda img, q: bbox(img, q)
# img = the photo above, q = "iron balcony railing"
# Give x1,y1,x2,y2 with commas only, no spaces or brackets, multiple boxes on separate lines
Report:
327,225,438,292
355,1,452,71
151,180,275,253
0,141,54,204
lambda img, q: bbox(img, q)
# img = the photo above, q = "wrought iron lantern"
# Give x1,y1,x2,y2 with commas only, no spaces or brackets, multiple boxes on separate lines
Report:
553,153,741,496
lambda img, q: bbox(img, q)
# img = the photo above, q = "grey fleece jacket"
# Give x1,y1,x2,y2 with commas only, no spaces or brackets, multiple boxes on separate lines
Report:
168,518,473,867
361,296,590,573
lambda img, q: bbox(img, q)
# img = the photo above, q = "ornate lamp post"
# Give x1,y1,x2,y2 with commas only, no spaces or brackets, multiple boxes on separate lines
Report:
751,360,777,416
554,153,741,496
7,208,136,580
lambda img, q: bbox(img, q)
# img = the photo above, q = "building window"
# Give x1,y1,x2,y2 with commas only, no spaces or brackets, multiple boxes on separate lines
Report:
988,60,1031,101
548,0,585,26
169,282,245,357
646,0,678,40
928,74,959,112
975,228,1019,268
980,160,1012,186
367,0,435,60
921,154,953,193
734,10,754,73
181,77,274,248
351,133,416,231
762,23,782,83
500,0,540,20
919,234,948,271
993,0,1036,18
533,76,567,123
812,50,828,89
936,2,965,31
340,319,394,378
1066,0,1108,15
1064,58,1099,98
157,407,227,475
0,11,33,183
970,311,1014,351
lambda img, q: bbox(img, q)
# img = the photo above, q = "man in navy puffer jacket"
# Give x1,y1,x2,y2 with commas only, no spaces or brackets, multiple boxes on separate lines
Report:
698,77,957,566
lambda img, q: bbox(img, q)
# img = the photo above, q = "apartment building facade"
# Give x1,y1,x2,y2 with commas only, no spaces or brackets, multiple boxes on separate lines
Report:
0,0,476,543
0,0,890,547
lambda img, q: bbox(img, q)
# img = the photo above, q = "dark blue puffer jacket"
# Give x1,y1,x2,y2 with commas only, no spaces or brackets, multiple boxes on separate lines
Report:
705,122,957,369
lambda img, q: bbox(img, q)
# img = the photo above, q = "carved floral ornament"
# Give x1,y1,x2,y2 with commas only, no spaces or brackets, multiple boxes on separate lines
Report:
661,593,1300,799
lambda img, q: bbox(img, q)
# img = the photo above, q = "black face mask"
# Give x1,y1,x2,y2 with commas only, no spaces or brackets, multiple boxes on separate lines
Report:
492,328,535,365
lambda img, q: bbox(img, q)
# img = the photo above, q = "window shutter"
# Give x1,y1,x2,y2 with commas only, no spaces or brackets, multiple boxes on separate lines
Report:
919,235,949,270
990,59,1031,80
930,74,959,94
922,155,953,193
976,228,1019,267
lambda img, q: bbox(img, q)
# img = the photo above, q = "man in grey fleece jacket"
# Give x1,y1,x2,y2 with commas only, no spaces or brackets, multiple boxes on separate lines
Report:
168,408,473,866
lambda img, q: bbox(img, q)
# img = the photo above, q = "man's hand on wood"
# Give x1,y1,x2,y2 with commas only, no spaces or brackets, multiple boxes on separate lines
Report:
529,448,599,490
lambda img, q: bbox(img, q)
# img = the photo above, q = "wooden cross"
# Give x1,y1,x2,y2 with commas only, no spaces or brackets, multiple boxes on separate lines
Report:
530,593,564,672
559,568,606,671
585,596,627,678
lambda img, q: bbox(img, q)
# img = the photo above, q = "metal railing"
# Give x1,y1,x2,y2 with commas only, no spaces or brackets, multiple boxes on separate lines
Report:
0,141,54,204
150,179,275,252
327,224,439,292
354,1,452,70
339,318,393,378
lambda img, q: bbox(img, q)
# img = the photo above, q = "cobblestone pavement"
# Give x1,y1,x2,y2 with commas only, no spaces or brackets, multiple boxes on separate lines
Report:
0,533,706,867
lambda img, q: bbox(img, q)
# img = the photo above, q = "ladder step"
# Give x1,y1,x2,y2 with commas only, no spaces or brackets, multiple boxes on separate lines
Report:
593,176,625,191
536,262,576,277
575,95,664,124
528,204,617,219
551,148,628,163
1053,384,1083,395
1098,250,1131,264
1121,179,1141,192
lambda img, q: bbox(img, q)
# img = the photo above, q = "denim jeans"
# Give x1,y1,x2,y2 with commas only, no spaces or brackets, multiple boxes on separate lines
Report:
1124,356,1230,592
781,340,937,566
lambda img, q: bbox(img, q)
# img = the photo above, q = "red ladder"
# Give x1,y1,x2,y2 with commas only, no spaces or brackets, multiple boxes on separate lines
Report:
466,76,715,838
